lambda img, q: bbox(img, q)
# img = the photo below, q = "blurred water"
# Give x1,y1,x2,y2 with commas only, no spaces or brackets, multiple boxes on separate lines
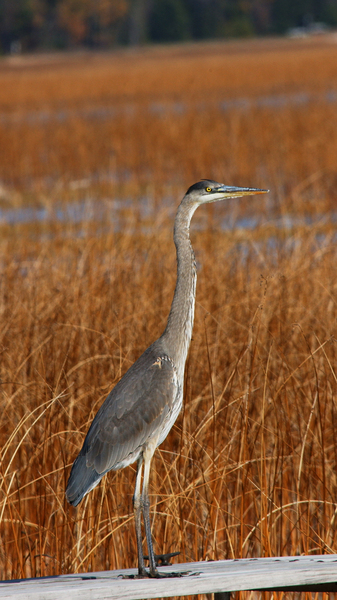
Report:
0,196,156,231
1,90,337,126
1,196,335,233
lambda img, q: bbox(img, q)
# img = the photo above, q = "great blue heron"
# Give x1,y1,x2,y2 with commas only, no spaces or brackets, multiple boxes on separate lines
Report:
66,179,268,577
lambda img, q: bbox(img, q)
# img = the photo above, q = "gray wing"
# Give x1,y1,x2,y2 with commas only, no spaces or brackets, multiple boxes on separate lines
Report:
66,347,178,506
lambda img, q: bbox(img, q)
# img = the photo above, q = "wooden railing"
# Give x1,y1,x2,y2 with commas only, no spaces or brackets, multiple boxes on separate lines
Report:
1,555,337,599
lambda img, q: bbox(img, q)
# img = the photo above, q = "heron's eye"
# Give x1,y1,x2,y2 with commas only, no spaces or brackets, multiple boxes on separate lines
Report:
205,187,212,192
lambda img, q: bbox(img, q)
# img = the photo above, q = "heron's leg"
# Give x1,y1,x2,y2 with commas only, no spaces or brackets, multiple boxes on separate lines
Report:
133,457,146,576
142,448,158,577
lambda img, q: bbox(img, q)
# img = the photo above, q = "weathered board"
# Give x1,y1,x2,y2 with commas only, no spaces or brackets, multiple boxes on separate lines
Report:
0,554,337,599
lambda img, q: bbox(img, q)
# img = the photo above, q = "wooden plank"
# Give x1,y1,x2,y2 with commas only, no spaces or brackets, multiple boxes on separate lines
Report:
0,555,337,599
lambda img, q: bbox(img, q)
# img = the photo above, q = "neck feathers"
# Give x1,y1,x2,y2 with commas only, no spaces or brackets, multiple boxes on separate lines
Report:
162,199,198,378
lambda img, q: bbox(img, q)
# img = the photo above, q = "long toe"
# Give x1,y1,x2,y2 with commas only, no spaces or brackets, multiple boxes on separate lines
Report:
150,569,184,578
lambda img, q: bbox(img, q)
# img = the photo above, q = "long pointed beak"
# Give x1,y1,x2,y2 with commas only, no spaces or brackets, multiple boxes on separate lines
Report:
216,185,269,198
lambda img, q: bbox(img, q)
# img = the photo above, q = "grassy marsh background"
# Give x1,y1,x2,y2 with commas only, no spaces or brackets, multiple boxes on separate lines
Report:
1,35,337,598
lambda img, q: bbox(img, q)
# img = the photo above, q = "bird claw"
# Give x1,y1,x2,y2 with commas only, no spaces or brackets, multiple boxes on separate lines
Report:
120,568,199,580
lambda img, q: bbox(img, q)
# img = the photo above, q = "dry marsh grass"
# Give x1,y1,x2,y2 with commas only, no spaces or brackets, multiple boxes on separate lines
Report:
1,36,337,598
2,36,337,204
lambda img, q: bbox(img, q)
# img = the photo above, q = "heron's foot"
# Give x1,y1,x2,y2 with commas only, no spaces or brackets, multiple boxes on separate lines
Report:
149,569,186,578
120,567,150,579
148,568,200,578
135,567,179,579
120,568,198,579
120,552,183,579
144,551,180,567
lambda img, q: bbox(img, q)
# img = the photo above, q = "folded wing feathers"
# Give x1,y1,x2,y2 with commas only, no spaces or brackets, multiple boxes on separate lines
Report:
66,347,177,506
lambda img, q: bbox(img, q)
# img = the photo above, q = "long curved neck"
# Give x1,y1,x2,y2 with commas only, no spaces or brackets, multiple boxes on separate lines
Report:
162,199,198,377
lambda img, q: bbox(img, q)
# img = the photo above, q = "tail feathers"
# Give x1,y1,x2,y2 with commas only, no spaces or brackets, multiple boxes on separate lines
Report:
66,454,103,507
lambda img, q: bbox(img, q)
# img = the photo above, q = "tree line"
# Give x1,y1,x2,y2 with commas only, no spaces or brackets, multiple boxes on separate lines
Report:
1,0,337,54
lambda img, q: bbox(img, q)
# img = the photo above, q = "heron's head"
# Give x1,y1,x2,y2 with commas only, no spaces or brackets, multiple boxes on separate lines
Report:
185,179,268,205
